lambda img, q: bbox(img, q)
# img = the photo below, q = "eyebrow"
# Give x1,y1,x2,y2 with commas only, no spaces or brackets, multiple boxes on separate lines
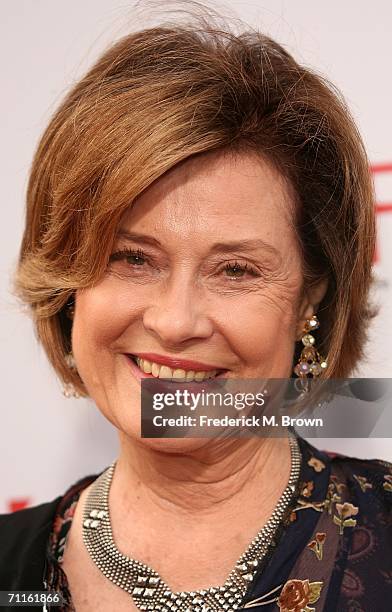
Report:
116,230,162,248
116,230,281,259
209,239,281,259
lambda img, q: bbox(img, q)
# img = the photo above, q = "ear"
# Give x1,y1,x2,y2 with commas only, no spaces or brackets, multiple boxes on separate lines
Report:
295,277,328,340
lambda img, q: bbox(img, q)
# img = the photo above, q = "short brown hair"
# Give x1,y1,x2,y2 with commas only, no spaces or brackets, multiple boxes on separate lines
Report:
15,23,377,395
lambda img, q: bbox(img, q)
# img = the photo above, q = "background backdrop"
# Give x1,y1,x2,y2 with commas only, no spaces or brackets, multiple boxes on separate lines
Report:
1,0,391,513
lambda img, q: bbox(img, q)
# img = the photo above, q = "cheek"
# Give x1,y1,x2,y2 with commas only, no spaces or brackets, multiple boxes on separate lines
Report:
236,309,294,360
71,283,140,376
217,283,300,369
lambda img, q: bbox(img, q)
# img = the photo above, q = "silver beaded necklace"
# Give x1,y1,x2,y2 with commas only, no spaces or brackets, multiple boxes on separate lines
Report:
83,433,301,612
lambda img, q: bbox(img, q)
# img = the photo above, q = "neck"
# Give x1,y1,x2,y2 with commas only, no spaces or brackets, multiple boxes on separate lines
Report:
113,434,292,517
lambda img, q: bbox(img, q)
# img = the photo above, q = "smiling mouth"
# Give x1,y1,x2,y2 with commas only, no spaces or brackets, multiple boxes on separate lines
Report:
128,355,227,382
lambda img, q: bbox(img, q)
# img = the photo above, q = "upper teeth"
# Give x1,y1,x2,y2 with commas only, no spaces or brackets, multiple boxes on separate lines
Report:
134,357,218,382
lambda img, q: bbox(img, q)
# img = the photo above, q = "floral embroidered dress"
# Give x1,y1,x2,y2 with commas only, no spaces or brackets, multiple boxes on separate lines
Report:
45,435,392,611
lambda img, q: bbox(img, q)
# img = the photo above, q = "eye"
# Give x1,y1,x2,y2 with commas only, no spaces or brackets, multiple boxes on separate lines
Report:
125,249,146,266
109,248,147,266
225,263,246,278
223,261,259,279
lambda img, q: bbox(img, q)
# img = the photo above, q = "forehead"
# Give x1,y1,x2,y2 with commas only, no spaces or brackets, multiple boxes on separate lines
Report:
119,151,297,249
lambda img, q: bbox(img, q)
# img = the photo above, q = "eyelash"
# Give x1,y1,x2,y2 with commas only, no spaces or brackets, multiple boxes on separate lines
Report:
223,260,260,279
109,248,147,266
109,248,260,279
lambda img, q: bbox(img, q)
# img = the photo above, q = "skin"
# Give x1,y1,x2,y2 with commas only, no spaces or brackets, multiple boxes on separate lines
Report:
63,150,328,610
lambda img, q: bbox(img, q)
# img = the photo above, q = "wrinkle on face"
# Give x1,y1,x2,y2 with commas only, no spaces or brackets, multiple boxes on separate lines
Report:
73,149,305,446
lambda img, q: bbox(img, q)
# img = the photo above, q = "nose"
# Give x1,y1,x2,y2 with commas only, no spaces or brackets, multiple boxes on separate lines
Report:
143,276,214,346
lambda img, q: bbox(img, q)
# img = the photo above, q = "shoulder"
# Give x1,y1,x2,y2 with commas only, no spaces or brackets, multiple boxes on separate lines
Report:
326,448,392,502
0,472,99,538
318,446,392,534
0,497,62,590
298,436,392,513
0,498,57,525
0,498,60,551
0,472,99,589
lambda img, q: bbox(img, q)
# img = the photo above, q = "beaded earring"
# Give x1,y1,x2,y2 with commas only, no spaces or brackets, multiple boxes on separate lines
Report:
62,352,80,398
62,381,80,399
293,314,328,378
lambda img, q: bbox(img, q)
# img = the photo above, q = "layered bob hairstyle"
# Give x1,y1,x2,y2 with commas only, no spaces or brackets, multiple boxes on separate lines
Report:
15,22,377,395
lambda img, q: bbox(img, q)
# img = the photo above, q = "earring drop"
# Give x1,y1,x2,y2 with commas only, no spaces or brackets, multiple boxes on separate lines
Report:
62,351,80,398
293,315,327,378
62,382,80,399
65,352,77,370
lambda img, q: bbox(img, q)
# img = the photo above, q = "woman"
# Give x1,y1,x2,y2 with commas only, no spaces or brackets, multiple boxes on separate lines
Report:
1,19,391,612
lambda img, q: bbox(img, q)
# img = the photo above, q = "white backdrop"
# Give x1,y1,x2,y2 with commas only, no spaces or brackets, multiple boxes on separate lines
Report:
1,0,391,514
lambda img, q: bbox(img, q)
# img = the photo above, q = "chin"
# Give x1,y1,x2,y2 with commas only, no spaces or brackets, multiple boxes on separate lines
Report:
135,435,214,455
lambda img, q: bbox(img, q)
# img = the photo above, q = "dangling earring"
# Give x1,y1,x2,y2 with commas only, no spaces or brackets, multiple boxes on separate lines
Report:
65,352,77,369
62,352,80,398
293,314,328,378
62,381,80,399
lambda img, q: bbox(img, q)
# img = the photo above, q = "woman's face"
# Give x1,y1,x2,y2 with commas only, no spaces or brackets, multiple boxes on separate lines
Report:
73,151,324,447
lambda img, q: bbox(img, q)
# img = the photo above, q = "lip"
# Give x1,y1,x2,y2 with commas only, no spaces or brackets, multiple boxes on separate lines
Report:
125,355,228,392
127,352,227,372
125,355,227,400
124,354,227,402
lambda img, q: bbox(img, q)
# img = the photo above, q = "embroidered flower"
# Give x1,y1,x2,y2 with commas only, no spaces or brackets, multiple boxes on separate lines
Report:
353,474,372,492
383,474,392,492
243,579,324,610
300,480,315,497
307,532,326,560
288,480,322,520
316,532,326,543
325,476,345,514
333,502,359,535
277,578,323,612
307,457,326,472
336,502,359,518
